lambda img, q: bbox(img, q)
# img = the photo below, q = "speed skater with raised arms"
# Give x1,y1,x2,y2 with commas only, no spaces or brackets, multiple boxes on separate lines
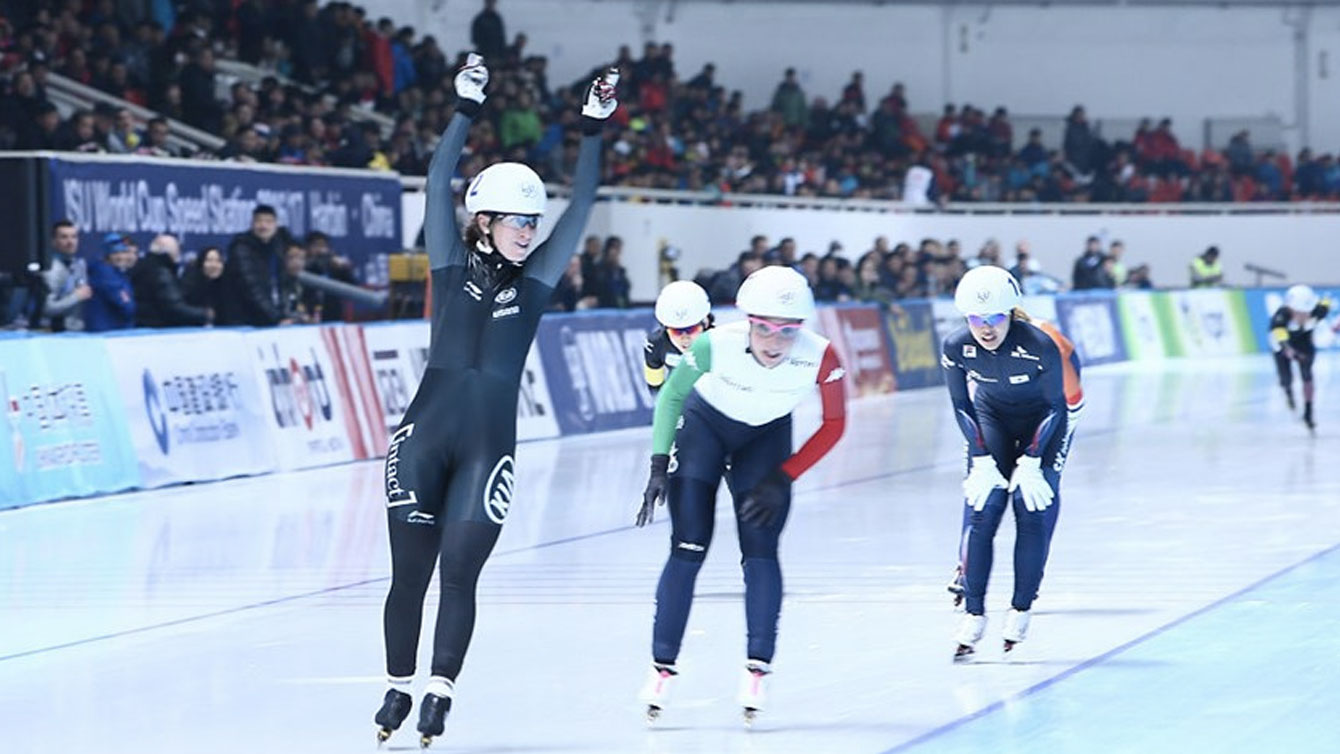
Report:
372,54,619,747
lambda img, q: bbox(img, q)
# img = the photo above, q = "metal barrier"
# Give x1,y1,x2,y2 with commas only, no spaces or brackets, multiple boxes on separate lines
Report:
45,73,225,153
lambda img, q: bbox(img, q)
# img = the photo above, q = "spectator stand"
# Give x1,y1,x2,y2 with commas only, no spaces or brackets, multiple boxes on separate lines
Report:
45,72,224,155
212,58,396,139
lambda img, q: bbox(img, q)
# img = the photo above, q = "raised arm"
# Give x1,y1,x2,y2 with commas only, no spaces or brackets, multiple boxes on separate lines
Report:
524,68,620,288
424,54,489,271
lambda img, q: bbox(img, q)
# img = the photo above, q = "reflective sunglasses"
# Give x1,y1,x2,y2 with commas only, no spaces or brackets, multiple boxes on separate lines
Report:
667,323,704,338
966,312,1009,328
494,214,540,230
748,316,803,339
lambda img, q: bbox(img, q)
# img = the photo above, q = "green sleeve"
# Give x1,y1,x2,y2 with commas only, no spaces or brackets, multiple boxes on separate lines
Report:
651,333,712,454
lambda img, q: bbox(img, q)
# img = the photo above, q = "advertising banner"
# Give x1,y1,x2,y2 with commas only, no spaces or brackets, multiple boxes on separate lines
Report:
362,321,430,444
1116,291,1169,361
245,326,360,470
813,305,896,397
1159,289,1257,357
1054,293,1128,366
46,155,401,271
883,300,944,390
103,331,275,488
0,337,140,507
534,310,658,435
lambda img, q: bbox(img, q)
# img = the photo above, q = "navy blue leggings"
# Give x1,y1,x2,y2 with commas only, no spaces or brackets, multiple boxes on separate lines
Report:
652,395,792,664
956,408,1074,616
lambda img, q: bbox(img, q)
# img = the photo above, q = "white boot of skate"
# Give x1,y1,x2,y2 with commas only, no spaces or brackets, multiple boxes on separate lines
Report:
953,613,987,662
1002,608,1031,653
736,660,771,727
637,663,678,723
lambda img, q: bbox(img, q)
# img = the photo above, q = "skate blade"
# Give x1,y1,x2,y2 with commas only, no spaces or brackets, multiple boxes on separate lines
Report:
645,705,662,725
419,734,434,749
953,644,976,663
376,727,392,744
743,707,759,727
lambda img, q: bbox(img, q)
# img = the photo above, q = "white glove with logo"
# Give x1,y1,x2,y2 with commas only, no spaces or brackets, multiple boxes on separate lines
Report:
1009,455,1054,512
455,53,489,104
963,454,1008,512
581,68,620,120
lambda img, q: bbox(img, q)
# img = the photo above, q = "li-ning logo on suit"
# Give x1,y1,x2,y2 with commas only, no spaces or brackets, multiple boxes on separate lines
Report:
484,455,516,524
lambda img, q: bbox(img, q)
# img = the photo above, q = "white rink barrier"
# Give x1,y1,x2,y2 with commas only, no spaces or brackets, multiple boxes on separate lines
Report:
1,286,1332,509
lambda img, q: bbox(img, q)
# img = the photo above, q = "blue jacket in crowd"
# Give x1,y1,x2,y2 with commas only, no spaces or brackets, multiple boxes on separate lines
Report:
85,259,136,332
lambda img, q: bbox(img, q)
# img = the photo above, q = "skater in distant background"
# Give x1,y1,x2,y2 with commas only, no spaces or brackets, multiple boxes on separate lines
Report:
1270,284,1332,432
644,280,714,393
941,266,1083,661
634,266,847,725
373,54,618,747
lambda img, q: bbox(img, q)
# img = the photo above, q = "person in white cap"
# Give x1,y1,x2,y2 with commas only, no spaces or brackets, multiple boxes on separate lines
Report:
373,53,619,747
942,266,1084,661
633,265,848,727
644,279,714,392
1270,284,1332,432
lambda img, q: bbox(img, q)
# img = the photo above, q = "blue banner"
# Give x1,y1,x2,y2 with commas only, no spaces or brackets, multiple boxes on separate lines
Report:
883,300,944,390
534,309,658,436
0,336,141,507
1054,293,1128,366
46,156,401,273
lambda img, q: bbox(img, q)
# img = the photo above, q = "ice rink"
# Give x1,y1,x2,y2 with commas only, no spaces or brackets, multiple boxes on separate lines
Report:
2,353,1337,754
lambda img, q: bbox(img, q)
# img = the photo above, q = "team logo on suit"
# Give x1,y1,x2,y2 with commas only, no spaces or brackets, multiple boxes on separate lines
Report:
484,455,516,524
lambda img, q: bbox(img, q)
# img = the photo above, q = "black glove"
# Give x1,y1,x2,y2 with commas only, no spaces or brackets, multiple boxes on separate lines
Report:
739,468,792,528
636,454,671,527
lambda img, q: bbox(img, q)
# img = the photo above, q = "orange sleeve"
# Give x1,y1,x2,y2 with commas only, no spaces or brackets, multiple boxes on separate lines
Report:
1039,321,1084,408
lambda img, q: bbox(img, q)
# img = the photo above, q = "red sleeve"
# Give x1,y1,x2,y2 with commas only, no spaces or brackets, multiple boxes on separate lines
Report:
781,343,848,480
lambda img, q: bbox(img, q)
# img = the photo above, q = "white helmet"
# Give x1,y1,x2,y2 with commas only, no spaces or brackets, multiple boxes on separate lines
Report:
1285,284,1319,313
655,280,711,328
954,265,1023,316
464,162,546,216
736,265,815,321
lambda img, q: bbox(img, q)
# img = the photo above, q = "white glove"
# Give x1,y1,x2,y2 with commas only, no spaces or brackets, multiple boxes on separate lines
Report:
581,68,620,120
1009,455,1054,512
455,52,489,104
962,455,1008,512
1066,400,1084,430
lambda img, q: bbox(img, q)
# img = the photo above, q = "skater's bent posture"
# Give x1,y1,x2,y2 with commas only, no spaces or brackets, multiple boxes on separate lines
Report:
942,266,1082,661
374,55,617,746
1271,284,1331,432
634,266,848,725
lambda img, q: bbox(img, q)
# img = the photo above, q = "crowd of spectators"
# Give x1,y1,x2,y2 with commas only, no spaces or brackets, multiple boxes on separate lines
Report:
2,0,1340,203
2,207,356,331
676,232,1157,312
549,234,632,312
